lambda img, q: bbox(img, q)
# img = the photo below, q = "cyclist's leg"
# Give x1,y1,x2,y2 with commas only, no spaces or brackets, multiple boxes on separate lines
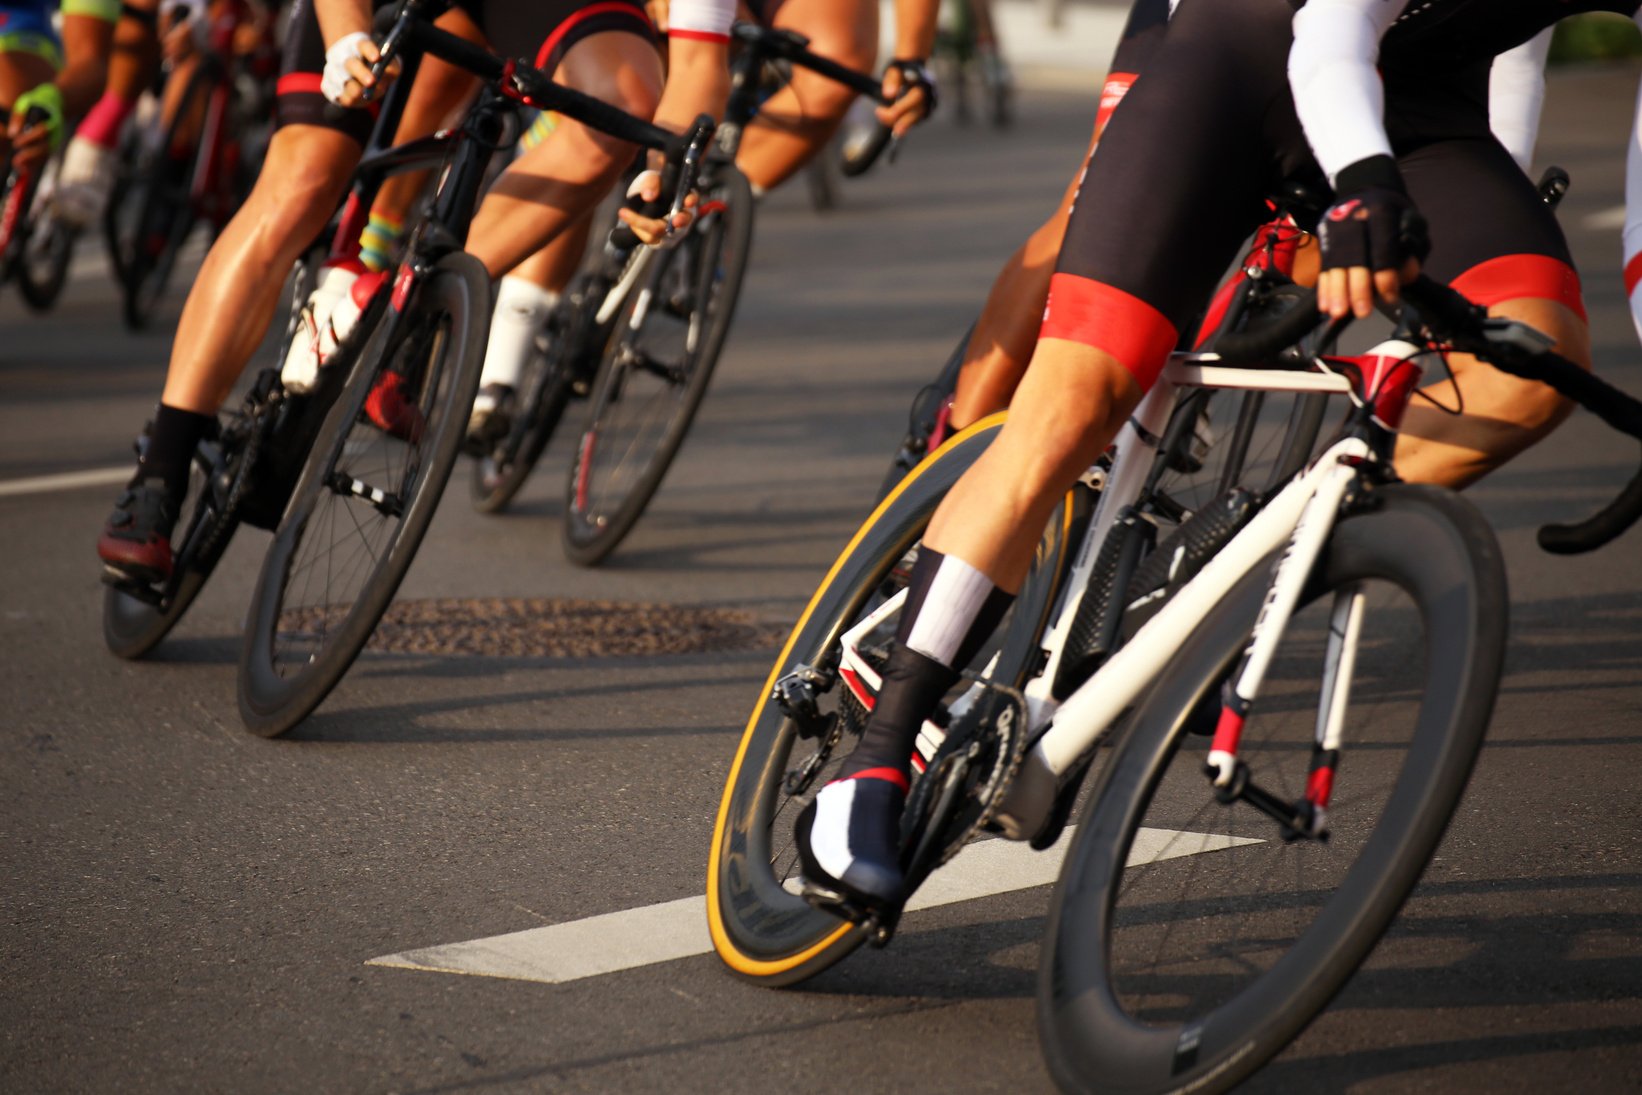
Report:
1392,133,1591,489
352,3,485,272
732,0,877,194
56,0,158,225
0,0,67,168
463,14,661,278
470,212,593,432
800,0,1293,905
97,0,369,580
947,0,1169,431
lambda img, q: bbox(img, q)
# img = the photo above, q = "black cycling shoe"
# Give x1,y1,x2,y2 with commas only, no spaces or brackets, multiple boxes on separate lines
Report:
794,771,907,913
97,478,179,584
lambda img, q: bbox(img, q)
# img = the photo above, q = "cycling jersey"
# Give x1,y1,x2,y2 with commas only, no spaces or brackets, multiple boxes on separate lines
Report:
1044,0,1633,389
276,0,656,144
0,0,121,67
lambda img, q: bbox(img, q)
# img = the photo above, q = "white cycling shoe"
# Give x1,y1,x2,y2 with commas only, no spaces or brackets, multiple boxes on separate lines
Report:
52,137,117,228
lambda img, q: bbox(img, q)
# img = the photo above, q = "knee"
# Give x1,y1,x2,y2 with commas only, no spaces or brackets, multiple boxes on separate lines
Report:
243,142,350,241
786,68,859,127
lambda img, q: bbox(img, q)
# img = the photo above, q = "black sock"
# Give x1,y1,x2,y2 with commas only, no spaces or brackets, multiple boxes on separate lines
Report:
838,549,1016,781
134,404,213,502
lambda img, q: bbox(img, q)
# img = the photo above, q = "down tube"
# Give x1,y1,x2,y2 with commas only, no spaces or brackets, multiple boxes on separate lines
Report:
995,436,1370,832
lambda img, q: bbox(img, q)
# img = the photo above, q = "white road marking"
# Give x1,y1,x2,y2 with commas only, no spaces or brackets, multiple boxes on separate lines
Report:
366,826,1262,986
1584,206,1626,231
0,466,131,499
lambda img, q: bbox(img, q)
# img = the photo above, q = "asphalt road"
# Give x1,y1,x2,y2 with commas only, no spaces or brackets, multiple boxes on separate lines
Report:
5,72,1642,1094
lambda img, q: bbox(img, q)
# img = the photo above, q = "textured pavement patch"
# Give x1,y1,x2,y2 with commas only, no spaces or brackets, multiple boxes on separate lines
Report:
299,597,791,658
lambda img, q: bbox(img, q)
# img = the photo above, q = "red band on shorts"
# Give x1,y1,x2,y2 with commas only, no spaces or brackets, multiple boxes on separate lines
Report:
1624,251,1642,299
1095,71,1137,134
1039,273,1177,390
276,73,323,97
1448,253,1586,322
535,0,654,70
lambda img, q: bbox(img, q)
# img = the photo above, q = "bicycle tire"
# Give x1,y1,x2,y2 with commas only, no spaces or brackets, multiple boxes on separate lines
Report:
236,251,489,736
561,165,755,566
121,63,213,331
101,121,142,284
1038,483,1507,1095
15,208,74,311
102,436,243,659
875,322,973,503
469,333,576,514
709,414,1083,986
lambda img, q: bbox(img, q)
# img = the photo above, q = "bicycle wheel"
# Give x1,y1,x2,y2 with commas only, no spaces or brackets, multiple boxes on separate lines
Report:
709,414,1082,986
103,429,244,659
561,165,755,566
875,322,973,502
469,324,576,514
237,251,489,736
120,64,212,330
1038,483,1507,1095
16,201,75,311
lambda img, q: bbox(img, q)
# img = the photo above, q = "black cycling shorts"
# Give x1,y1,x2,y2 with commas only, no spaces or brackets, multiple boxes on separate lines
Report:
275,0,655,145
1045,0,1621,389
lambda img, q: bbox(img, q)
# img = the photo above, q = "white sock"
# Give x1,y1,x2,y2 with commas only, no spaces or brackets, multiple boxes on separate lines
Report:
479,276,559,391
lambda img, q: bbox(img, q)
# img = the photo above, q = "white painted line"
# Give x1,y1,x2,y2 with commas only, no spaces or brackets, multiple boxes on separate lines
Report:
1584,206,1626,231
0,466,130,499
366,826,1262,985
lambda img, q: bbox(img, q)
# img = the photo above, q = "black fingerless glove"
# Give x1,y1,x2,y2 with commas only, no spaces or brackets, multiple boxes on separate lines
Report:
889,58,938,119
1318,155,1430,272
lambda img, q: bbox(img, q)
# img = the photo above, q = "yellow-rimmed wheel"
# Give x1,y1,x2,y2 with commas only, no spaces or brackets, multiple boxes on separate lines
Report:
708,414,1083,985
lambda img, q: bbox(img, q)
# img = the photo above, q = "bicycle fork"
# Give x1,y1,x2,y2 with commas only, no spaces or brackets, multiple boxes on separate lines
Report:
1205,454,1364,841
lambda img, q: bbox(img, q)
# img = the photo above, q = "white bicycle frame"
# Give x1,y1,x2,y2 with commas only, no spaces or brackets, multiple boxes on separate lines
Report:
978,345,1417,839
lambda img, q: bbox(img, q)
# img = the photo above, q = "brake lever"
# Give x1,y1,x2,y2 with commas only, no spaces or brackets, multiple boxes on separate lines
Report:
1480,317,1556,356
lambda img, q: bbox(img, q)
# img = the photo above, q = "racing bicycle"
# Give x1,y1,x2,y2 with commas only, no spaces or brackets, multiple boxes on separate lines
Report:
707,247,1642,1092
102,0,713,740
468,20,905,568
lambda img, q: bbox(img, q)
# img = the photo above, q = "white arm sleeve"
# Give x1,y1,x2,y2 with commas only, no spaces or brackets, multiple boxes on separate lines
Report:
1489,29,1552,173
1288,0,1409,185
1625,20,1642,342
667,0,735,40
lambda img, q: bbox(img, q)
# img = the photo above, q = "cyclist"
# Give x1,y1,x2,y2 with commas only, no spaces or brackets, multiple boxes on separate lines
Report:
1,0,117,173
796,0,1642,913
53,0,278,228
50,0,160,225
936,1,1554,446
96,0,733,582
462,0,939,444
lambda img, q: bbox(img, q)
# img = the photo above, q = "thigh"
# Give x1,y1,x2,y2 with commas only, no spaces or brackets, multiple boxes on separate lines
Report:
766,0,876,67
1054,0,1300,346
477,0,655,78
0,0,63,92
272,0,379,145
1402,134,1583,316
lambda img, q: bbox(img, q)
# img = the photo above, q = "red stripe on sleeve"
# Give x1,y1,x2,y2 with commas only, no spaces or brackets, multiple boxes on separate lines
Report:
667,28,731,43
1625,251,1642,299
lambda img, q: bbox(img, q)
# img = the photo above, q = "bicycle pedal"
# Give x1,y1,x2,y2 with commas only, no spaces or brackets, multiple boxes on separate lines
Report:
100,566,164,605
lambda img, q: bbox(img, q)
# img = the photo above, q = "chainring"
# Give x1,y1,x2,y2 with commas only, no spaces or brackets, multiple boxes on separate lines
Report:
900,679,1029,884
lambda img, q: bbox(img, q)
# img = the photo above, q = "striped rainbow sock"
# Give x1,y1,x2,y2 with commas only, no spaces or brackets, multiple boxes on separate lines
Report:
359,213,404,273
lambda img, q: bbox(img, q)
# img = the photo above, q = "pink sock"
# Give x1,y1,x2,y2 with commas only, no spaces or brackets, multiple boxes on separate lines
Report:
76,92,138,149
